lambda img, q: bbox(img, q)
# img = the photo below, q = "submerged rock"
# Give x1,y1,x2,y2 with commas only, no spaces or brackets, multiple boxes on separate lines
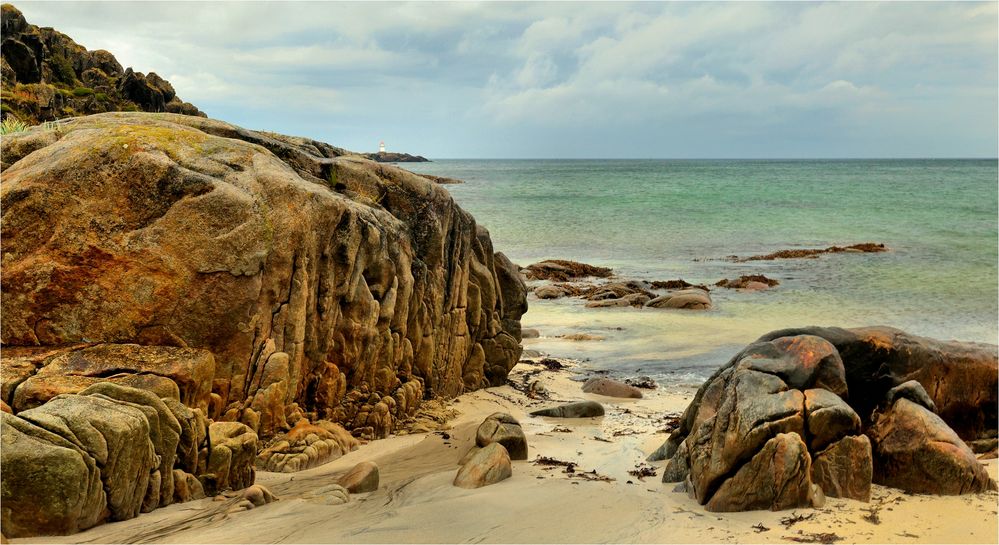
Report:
524,260,612,282
646,288,712,310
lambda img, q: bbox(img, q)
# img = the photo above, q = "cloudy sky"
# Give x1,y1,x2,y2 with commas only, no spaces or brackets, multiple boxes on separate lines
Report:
17,1,998,158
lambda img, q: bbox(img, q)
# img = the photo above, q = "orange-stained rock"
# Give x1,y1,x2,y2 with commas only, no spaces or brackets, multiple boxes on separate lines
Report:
1,112,527,440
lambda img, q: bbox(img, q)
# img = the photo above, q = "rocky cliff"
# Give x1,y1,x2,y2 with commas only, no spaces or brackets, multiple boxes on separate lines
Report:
1,4,204,125
1,111,527,438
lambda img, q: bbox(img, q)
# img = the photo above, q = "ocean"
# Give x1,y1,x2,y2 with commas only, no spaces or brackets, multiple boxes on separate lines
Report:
404,159,999,385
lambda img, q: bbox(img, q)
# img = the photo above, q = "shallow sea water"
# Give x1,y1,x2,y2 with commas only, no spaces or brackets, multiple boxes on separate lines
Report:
405,159,999,384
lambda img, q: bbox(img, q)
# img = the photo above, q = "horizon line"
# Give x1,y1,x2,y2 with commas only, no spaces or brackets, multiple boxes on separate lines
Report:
412,157,999,161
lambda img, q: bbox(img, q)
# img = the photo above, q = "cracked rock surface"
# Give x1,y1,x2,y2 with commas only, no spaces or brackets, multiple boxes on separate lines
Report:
660,326,997,511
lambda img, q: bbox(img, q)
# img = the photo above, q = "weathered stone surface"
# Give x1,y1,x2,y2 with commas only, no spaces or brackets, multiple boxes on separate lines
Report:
337,461,379,493
302,484,349,505
475,412,528,460
811,435,872,502
884,380,937,413
646,288,712,310
867,398,995,494
241,484,278,507
25,344,214,412
171,470,205,503
804,388,861,452
17,394,157,521
705,433,815,512
205,421,258,494
12,371,179,412
530,400,605,418
582,377,643,399
453,442,512,489
78,382,182,512
524,260,612,282
256,419,359,473
0,112,527,439
0,412,106,537
755,326,998,439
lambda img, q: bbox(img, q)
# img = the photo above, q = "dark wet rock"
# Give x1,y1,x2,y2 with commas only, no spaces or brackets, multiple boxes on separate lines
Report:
453,442,512,489
362,151,428,162
524,260,612,282
867,397,995,495
625,376,658,389
476,412,528,460
650,279,710,291
737,243,887,262
715,275,780,289
530,400,605,418
521,328,540,339
884,380,937,413
811,435,872,502
582,377,643,399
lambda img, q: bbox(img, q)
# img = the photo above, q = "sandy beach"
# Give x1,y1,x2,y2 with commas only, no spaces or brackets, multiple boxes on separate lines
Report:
17,354,996,545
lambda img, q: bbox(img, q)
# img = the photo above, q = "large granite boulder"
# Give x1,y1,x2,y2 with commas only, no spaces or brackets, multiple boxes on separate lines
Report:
657,327,997,512
0,112,527,441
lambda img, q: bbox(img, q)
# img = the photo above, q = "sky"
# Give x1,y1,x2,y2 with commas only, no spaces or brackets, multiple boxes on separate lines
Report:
15,1,999,159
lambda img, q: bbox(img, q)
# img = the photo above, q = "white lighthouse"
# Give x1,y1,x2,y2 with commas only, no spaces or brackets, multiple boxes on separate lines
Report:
378,140,386,153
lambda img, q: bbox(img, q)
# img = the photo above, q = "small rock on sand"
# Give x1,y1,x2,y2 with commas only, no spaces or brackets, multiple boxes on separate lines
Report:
582,378,643,399
522,328,540,339
453,443,513,489
476,413,528,460
530,400,605,418
337,461,379,493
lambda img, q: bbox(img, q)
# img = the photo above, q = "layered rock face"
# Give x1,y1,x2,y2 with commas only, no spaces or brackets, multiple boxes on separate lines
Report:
1,112,527,439
1,4,204,125
659,326,997,511
0,113,526,534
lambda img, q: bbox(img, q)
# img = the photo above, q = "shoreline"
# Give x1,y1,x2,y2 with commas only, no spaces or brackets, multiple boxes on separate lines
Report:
19,356,998,545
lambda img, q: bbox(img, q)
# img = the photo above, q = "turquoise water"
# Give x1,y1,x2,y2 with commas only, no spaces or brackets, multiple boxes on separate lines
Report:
406,159,998,381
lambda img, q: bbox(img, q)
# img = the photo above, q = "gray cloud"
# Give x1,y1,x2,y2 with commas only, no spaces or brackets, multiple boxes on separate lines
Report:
15,1,998,158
